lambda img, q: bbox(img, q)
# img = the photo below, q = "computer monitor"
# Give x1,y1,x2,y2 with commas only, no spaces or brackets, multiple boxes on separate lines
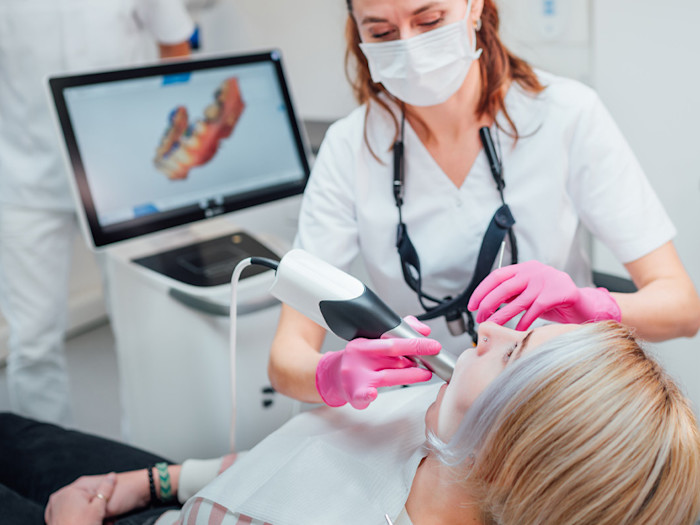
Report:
49,50,310,250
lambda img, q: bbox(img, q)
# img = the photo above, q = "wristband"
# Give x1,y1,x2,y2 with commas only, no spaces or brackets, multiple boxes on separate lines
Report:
155,461,175,503
147,466,158,507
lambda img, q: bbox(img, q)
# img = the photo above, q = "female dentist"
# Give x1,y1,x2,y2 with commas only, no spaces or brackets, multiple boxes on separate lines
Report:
268,0,700,408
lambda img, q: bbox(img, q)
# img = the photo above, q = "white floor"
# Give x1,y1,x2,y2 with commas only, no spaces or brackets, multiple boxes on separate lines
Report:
0,321,123,442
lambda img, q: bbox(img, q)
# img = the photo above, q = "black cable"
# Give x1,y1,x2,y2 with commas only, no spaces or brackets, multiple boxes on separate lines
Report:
250,257,279,270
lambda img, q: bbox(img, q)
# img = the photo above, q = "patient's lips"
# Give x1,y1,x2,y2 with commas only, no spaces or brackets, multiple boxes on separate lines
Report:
154,77,246,181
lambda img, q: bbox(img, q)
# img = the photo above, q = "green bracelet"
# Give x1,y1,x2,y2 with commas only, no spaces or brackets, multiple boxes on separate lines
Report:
155,461,175,503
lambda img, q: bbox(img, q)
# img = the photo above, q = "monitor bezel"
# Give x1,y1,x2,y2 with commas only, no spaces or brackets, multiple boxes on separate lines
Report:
49,50,310,249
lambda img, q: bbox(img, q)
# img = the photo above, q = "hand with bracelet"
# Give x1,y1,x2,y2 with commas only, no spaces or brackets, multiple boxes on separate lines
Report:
45,473,117,525
45,463,180,524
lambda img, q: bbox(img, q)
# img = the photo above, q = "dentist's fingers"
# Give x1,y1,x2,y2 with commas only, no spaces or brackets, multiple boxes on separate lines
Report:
516,298,551,331
369,355,420,371
403,315,431,336
484,286,540,327
351,337,441,357
468,265,519,311
472,277,527,323
348,387,378,410
375,367,433,388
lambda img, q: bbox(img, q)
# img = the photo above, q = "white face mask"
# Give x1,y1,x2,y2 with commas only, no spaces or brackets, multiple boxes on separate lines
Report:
358,1,482,107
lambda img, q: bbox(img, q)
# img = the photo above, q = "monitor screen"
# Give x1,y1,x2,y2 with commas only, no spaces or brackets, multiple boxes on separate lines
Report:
49,50,310,248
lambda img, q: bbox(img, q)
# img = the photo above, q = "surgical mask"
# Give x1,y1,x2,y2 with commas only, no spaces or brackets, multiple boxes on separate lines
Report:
359,2,483,107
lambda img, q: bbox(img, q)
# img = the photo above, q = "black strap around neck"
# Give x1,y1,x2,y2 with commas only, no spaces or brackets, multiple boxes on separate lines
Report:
392,116,518,343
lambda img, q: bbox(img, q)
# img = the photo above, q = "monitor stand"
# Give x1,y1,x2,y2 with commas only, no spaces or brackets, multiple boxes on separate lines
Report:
132,231,279,287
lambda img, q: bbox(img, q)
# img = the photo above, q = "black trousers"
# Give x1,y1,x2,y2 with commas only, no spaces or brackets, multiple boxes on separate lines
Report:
0,412,180,525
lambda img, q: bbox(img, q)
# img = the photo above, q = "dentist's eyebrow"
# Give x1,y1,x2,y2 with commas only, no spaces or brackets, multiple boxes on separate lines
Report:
360,2,441,24
514,330,534,361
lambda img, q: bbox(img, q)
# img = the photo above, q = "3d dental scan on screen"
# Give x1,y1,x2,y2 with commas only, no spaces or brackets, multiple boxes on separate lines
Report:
48,51,310,251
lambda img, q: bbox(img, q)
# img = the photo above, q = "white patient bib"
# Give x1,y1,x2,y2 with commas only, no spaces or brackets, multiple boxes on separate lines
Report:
197,383,440,525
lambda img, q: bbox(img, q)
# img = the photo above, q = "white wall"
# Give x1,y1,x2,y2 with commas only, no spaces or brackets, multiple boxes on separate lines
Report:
197,0,357,120
591,0,700,410
498,0,592,84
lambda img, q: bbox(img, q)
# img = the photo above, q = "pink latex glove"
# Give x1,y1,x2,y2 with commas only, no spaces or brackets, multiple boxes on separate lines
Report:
467,260,622,330
315,316,441,409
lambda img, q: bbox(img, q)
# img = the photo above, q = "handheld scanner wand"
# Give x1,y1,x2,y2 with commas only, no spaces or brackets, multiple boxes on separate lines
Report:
258,249,455,382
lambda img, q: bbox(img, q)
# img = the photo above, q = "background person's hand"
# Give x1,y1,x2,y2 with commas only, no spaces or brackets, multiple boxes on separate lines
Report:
45,472,116,525
315,316,441,409
468,260,621,330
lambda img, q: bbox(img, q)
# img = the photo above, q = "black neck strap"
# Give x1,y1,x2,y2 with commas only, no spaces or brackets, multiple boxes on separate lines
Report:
393,114,518,343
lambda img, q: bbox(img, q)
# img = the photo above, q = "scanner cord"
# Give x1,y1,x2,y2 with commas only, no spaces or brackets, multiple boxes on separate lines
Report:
229,257,253,452
228,256,281,451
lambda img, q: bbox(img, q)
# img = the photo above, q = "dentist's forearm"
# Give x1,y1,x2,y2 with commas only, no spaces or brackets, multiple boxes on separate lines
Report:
616,242,700,342
268,305,326,404
613,277,700,342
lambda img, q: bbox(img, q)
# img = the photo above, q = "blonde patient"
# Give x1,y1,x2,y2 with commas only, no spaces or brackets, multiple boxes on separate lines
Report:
167,321,700,524
13,321,700,524
408,321,700,524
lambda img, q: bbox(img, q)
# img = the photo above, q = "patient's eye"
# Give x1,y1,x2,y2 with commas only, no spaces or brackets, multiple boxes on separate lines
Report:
504,343,517,363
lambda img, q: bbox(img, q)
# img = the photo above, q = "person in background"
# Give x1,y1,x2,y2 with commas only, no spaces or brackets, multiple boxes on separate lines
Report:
1,321,699,524
0,0,194,425
267,0,700,409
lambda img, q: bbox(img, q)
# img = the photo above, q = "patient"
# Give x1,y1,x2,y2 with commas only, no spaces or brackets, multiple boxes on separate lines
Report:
1,321,699,524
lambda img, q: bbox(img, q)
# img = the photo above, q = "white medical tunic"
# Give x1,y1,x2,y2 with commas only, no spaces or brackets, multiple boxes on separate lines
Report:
0,0,194,211
295,71,676,354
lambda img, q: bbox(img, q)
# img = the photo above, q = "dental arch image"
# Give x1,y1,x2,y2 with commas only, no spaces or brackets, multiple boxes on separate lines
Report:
154,77,245,180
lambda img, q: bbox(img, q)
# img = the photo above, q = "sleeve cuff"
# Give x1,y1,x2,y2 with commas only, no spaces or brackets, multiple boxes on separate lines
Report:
177,457,224,504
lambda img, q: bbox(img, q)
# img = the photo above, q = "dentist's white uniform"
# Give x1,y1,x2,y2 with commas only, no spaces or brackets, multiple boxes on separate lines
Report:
0,0,194,424
295,71,676,355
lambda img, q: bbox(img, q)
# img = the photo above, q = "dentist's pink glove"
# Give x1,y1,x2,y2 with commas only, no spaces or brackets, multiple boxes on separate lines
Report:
467,260,622,330
315,316,441,409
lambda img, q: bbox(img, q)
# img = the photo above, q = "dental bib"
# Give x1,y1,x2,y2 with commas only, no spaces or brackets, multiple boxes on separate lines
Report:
196,383,440,524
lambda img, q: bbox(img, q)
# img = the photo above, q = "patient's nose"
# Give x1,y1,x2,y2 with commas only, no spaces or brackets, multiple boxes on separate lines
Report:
476,321,517,356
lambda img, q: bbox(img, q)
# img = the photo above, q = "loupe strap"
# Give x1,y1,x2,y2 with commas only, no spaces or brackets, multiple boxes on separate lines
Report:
416,204,516,322
479,126,507,204
393,118,518,342
469,204,516,293
392,113,407,209
397,223,443,307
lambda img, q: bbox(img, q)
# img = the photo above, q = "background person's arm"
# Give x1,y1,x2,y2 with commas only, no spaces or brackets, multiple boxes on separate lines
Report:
614,241,700,342
136,0,194,60
159,41,191,59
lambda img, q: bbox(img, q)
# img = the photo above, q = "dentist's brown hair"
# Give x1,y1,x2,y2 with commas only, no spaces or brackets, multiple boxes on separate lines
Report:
344,0,545,154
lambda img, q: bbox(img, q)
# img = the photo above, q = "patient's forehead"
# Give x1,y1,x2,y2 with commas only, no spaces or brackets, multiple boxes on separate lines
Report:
524,324,579,351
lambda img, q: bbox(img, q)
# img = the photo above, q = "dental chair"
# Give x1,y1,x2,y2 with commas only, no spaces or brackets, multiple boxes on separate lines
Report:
592,271,637,294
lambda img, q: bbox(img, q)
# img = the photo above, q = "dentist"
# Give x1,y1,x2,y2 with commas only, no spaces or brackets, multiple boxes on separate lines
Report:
268,0,700,407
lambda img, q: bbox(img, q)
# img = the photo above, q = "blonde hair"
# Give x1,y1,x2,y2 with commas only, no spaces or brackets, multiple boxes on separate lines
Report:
432,322,700,525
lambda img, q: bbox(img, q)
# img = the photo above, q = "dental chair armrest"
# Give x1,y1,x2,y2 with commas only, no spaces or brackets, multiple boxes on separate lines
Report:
592,271,637,294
